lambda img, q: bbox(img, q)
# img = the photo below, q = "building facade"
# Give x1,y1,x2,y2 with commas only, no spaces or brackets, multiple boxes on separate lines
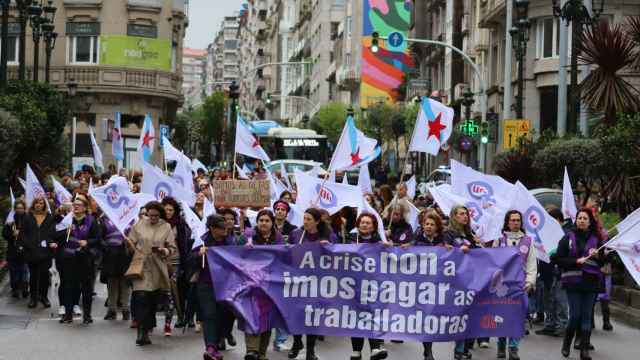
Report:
182,47,207,109
207,13,240,95
7,0,188,170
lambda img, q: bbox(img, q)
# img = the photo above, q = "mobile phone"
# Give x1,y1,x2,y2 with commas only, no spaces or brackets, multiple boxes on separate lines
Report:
151,246,160,253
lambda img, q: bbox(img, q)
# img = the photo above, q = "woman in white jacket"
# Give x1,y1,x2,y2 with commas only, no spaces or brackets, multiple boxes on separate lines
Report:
491,210,537,360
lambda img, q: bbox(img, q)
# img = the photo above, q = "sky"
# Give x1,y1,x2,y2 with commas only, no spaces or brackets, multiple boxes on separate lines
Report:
185,0,245,50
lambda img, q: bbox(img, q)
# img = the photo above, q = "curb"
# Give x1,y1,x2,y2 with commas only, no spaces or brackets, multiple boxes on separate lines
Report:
609,300,640,329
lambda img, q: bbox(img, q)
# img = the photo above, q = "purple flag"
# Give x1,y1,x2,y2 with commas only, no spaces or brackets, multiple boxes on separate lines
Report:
207,244,527,341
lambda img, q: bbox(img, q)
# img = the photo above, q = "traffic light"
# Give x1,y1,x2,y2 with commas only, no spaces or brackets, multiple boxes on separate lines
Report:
265,93,271,105
228,80,240,100
480,122,489,144
371,32,380,53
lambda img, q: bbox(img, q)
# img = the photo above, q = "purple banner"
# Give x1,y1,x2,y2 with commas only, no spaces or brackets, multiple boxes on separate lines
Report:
207,244,527,342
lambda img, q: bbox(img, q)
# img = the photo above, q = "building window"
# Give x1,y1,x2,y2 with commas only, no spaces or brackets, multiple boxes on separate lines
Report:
0,36,19,64
536,18,561,58
68,36,99,64
491,44,499,85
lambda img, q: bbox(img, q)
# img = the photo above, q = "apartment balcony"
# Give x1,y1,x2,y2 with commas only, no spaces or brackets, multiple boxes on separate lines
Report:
479,0,506,28
12,66,183,102
336,64,361,90
325,61,337,82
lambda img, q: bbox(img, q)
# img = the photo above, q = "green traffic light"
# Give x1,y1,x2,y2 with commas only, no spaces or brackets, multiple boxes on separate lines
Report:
371,31,380,53
481,135,489,144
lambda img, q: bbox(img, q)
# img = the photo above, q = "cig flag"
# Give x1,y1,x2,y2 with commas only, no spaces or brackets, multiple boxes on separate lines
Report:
90,176,140,236
51,176,73,205
141,162,194,206
294,170,363,215
89,126,104,172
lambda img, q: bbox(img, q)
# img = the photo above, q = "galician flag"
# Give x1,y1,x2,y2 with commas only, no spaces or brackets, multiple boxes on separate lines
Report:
562,167,578,221
89,126,104,172
235,115,270,161
329,115,380,171
409,97,454,155
112,112,125,162
137,114,155,163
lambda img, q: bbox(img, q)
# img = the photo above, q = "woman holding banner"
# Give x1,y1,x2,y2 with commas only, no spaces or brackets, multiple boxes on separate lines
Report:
242,210,285,360
126,201,176,346
556,209,605,360
20,196,56,309
287,208,335,360
408,210,447,360
442,205,478,360
57,195,100,324
491,210,537,360
347,213,389,360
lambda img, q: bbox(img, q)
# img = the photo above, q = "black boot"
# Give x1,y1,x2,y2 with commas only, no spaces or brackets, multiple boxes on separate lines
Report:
288,336,304,359
83,305,93,324
562,327,575,357
601,300,613,331
136,327,145,345
423,342,434,360
580,332,592,360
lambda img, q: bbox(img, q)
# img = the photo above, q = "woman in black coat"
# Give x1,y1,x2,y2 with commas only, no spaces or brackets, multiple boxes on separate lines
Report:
100,213,132,321
2,200,29,299
19,196,56,308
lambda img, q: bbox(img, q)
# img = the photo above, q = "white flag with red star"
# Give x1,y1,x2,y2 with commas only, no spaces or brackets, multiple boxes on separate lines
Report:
409,97,454,155
235,116,270,161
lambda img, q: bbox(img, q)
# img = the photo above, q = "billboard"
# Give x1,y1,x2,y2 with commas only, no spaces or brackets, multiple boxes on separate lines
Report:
360,1,415,108
100,35,172,71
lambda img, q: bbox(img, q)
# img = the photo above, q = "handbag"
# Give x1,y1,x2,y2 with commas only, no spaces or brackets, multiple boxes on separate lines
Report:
124,249,146,280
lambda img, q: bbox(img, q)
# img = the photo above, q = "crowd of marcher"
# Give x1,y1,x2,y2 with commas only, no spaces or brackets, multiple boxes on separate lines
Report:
2,163,616,360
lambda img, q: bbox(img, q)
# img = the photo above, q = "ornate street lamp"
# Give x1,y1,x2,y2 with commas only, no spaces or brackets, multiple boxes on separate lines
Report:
42,1,58,83
28,0,44,82
510,0,530,119
551,0,605,132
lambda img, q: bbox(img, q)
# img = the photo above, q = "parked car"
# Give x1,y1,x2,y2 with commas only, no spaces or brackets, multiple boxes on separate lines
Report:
530,188,563,209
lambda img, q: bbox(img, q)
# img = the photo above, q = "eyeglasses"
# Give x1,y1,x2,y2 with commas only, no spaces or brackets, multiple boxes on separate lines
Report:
147,213,160,218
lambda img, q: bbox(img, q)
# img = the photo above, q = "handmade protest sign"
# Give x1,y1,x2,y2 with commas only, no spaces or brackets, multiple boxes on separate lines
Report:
207,244,527,342
211,180,270,208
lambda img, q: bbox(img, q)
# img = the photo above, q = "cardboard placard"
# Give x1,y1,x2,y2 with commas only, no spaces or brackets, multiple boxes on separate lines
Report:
212,180,270,208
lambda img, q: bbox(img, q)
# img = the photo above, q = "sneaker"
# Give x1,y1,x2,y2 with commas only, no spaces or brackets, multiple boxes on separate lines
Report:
370,348,388,360
164,323,172,337
195,322,202,333
273,343,290,352
73,305,82,316
479,341,490,348
58,306,66,316
204,345,224,360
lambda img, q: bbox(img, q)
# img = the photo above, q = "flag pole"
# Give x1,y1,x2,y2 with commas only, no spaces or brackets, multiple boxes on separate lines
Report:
232,152,237,180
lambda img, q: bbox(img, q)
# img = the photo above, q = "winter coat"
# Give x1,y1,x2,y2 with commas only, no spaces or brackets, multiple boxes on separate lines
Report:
127,218,177,292
19,212,56,264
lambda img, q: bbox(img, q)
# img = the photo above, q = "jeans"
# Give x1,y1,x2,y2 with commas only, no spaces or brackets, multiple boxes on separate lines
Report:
566,290,597,333
197,282,218,346
8,261,28,291
454,340,466,353
273,327,288,346
498,337,520,350
543,277,569,331
107,277,131,312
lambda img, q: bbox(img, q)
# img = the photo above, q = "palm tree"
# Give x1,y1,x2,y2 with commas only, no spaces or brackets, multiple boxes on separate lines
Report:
577,21,640,124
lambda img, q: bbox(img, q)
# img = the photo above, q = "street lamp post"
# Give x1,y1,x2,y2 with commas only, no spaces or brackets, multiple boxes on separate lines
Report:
0,0,9,88
510,0,530,119
28,1,45,82
552,0,605,133
41,1,57,83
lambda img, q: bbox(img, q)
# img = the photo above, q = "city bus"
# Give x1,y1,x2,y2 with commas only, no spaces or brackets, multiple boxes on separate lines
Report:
256,126,329,165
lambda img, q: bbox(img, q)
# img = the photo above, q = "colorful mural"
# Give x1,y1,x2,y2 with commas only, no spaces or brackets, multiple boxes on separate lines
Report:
360,0,415,108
